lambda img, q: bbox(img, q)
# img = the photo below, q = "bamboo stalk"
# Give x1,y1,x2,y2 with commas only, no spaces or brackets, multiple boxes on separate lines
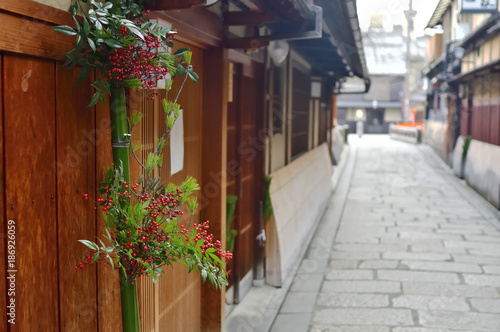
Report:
110,87,140,332
119,269,140,332
110,87,131,181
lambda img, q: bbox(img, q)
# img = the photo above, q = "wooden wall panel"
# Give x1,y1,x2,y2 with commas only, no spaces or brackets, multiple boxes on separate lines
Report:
158,264,201,331
0,52,7,332
138,277,155,332
318,100,328,145
460,105,468,137
291,63,311,159
127,40,205,331
477,106,483,142
236,74,258,280
483,104,491,144
226,63,239,287
472,104,481,141
4,54,59,331
225,58,265,297
95,90,123,332
55,64,97,331
253,63,265,281
490,103,500,146
157,39,203,331
128,90,156,332
201,47,228,332
0,11,73,61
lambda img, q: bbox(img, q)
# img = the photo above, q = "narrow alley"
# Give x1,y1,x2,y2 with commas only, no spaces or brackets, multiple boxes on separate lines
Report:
271,135,500,332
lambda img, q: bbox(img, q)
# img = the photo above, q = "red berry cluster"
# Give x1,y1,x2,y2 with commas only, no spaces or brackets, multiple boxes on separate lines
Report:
74,250,104,271
193,221,233,258
119,220,169,277
106,18,175,91
139,188,184,220
77,179,232,282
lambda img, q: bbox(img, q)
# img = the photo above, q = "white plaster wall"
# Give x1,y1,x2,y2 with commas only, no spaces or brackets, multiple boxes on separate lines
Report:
33,0,71,11
452,136,465,178
268,143,333,284
423,120,448,162
385,108,403,122
270,133,286,173
331,127,344,165
464,139,500,209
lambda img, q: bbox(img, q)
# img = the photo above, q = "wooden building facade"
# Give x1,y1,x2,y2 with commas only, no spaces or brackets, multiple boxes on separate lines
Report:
454,13,500,146
423,3,500,209
423,2,500,160
0,0,368,330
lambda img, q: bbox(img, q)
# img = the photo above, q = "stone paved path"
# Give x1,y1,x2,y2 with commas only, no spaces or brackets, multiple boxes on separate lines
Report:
271,135,500,332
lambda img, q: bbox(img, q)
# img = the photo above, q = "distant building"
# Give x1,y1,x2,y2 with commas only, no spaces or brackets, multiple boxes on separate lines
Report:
337,17,428,134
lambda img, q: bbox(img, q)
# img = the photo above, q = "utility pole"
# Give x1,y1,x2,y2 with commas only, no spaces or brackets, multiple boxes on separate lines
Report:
403,0,416,122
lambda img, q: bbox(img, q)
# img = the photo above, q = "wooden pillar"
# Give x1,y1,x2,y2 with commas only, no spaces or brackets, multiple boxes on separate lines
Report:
200,47,228,331
0,53,6,332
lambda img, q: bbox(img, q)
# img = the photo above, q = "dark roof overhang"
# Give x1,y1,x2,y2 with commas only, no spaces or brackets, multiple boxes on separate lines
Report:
291,1,368,76
287,0,370,92
223,0,369,90
422,53,445,79
147,0,370,91
447,57,500,83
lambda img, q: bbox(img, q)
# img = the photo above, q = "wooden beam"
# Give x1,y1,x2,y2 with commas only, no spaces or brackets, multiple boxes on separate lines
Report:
0,11,73,60
0,0,73,26
152,8,223,48
265,0,305,26
224,37,270,49
224,11,275,26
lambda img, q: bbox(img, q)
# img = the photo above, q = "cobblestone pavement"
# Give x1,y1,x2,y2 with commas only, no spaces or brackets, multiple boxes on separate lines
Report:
271,135,500,332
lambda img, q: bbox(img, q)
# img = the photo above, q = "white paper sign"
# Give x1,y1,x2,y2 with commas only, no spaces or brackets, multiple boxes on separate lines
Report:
461,0,498,13
170,109,184,175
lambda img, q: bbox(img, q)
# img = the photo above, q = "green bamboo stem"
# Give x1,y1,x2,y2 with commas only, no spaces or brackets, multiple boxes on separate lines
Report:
110,87,131,182
110,87,140,332
119,269,140,332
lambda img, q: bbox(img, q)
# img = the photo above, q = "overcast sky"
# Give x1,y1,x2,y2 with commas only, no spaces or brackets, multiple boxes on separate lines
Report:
356,0,440,36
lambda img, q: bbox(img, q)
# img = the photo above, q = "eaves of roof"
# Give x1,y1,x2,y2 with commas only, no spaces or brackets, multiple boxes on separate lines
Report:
287,0,370,90
447,58,500,83
426,0,452,28
422,53,445,78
